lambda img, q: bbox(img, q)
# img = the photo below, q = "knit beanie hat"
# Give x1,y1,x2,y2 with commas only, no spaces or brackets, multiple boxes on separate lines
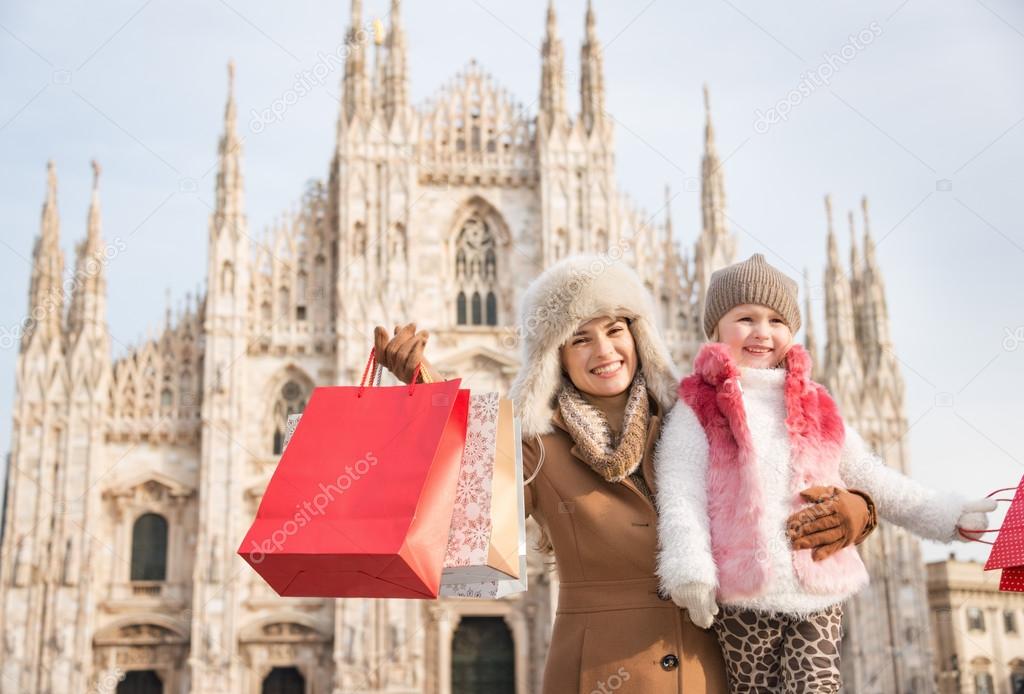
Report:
703,253,801,339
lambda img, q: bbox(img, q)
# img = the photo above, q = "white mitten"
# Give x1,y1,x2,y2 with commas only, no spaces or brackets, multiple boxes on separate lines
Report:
669,582,719,629
956,497,998,542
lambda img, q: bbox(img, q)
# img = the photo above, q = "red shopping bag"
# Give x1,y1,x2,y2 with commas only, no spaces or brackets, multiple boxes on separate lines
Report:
960,477,1024,592
237,352,469,599
981,478,1024,592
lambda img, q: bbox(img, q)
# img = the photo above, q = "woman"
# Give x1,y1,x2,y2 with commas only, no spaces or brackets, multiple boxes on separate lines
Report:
373,254,876,693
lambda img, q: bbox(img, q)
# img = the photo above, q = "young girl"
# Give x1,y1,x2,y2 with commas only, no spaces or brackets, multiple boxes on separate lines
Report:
654,252,996,692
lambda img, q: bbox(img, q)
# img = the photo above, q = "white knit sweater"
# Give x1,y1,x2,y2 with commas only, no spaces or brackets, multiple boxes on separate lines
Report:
655,365,966,616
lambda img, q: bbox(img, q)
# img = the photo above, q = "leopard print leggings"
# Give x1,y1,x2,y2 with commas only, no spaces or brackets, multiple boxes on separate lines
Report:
712,603,843,693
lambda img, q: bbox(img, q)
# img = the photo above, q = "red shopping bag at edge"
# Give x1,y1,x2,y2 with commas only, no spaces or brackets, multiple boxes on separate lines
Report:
961,478,1024,592
237,351,469,599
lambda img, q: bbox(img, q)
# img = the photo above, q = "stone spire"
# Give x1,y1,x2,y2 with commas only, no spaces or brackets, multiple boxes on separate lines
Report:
663,184,673,245
700,84,730,247
823,194,863,415
858,196,894,372
848,208,866,351
23,160,65,352
579,0,605,134
849,209,862,281
371,18,387,115
212,61,245,240
539,0,567,132
384,0,409,124
342,0,371,125
693,86,736,333
803,267,820,380
66,160,108,345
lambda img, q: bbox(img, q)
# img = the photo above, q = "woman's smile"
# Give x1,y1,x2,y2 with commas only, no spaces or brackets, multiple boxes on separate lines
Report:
590,360,625,378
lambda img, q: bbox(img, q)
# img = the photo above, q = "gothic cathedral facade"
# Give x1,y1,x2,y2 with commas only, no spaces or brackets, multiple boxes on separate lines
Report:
0,1,935,692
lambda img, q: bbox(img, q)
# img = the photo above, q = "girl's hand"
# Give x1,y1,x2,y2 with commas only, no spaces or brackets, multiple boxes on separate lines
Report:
956,498,998,541
787,486,877,561
669,582,719,629
372,323,439,384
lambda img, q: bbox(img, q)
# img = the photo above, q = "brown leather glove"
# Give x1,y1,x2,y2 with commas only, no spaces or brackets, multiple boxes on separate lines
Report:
786,486,877,561
372,323,439,384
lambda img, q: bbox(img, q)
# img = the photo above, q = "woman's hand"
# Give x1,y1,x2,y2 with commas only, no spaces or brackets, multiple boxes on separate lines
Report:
787,486,877,561
372,323,440,384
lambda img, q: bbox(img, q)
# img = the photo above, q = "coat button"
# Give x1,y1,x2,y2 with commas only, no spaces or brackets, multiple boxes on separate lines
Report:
661,654,679,671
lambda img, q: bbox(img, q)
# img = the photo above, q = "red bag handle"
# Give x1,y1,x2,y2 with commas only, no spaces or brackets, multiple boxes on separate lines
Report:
357,348,426,398
957,487,1017,544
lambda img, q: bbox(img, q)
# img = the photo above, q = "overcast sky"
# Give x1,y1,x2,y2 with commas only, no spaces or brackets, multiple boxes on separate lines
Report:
1,0,1022,563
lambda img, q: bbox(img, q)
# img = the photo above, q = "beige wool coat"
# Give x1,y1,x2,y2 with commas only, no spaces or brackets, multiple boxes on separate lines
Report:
522,392,729,694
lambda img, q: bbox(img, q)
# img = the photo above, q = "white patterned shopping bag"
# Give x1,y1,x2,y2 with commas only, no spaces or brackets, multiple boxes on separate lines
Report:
440,393,520,584
440,408,528,599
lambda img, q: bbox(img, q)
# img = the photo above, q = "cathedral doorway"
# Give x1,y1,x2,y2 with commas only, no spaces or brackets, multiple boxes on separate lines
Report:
116,669,162,694
451,616,515,693
261,666,305,694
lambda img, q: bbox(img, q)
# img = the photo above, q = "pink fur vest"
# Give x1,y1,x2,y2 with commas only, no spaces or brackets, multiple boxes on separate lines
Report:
679,341,870,602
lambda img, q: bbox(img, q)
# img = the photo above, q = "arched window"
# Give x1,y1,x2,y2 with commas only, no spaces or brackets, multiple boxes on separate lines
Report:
454,214,499,326
314,254,327,293
974,672,995,694
1009,659,1024,693
486,292,497,326
967,607,986,632
457,292,467,325
117,670,162,694
130,513,168,581
452,617,515,693
178,367,194,414
262,667,304,694
352,222,367,256
220,261,234,293
471,292,482,324
272,379,310,455
278,286,290,320
484,248,496,280
296,271,308,319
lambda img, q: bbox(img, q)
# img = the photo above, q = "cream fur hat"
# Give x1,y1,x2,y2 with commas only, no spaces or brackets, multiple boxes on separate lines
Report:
508,254,679,438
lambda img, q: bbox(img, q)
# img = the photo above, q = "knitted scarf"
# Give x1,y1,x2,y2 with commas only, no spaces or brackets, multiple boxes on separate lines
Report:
557,372,650,484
